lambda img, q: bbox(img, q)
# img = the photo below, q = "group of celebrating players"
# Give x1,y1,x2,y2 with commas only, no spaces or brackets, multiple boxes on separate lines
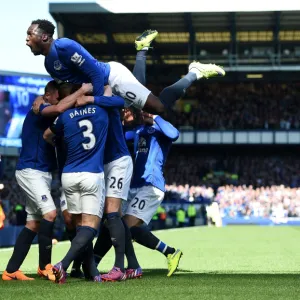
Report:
2,19,225,283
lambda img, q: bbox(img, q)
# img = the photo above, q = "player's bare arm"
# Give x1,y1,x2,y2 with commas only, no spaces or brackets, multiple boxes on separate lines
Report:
32,96,45,114
39,83,93,117
75,85,112,107
142,112,154,126
43,128,56,146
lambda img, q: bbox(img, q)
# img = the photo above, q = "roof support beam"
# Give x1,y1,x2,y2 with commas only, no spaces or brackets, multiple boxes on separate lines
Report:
184,13,195,61
274,11,281,66
52,14,73,39
229,12,237,67
106,31,117,61
105,27,124,63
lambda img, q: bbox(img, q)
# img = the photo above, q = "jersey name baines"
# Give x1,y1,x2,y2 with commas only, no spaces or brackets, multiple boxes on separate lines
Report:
69,107,96,119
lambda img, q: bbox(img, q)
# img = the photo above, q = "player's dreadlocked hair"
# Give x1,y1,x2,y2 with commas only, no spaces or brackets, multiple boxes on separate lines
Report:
31,19,55,37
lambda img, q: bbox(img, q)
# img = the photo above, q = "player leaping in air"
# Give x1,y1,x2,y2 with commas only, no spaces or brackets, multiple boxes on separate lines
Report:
26,19,225,116
91,32,182,277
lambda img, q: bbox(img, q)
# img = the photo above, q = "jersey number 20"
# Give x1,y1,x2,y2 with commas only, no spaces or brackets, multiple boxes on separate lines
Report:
79,120,96,150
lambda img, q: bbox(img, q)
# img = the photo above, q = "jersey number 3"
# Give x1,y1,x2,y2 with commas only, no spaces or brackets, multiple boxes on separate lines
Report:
79,120,96,150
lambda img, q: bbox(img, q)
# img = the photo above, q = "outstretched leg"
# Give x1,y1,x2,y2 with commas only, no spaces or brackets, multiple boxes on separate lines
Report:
130,225,182,277
134,30,225,114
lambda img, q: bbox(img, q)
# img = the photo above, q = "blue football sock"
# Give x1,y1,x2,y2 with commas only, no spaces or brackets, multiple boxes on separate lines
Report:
93,219,112,267
159,72,197,108
6,227,36,273
61,226,96,271
38,219,55,269
133,50,147,85
106,212,125,271
130,225,175,257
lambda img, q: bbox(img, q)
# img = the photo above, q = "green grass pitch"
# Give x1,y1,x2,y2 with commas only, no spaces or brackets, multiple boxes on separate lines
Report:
1,226,300,300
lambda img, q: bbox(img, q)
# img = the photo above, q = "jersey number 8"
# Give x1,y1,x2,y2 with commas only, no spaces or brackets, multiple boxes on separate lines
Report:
79,119,96,150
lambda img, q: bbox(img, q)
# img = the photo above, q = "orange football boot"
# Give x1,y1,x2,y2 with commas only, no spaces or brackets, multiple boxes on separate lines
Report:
37,264,55,281
2,270,34,281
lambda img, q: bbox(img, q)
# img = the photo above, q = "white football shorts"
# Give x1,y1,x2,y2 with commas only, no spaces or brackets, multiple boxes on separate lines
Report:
61,172,105,218
123,185,165,225
108,61,151,110
104,155,133,201
15,168,56,221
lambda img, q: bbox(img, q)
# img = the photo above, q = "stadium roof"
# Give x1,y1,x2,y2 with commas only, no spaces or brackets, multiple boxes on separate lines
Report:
53,1,300,13
50,2,300,80
50,3,300,32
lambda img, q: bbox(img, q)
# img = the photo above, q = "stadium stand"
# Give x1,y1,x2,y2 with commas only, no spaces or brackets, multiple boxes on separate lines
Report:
171,82,300,130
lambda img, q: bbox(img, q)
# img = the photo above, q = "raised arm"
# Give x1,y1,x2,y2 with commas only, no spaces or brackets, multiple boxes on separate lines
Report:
153,115,179,141
56,39,105,96
32,95,45,114
40,84,93,117
76,95,124,109
76,85,124,108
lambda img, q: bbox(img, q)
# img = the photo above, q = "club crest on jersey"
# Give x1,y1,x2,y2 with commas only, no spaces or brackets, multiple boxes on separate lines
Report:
41,195,48,202
54,60,62,71
147,127,155,134
71,52,85,66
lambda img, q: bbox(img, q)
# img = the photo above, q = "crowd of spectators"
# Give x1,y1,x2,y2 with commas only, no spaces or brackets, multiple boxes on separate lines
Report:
164,82,300,130
216,185,300,218
164,150,300,188
3,151,300,199
2,147,300,222
165,184,300,219
165,184,214,203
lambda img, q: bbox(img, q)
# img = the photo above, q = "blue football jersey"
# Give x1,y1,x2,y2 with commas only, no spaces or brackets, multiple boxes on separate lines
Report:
52,105,108,173
126,116,179,192
55,135,67,176
104,109,130,164
45,38,110,96
16,106,56,172
44,38,128,165
0,155,3,179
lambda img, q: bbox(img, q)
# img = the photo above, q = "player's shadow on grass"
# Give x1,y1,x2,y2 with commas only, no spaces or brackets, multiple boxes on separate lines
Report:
142,268,193,277
23,270,300,282
21,269,193,280
142,269,300,278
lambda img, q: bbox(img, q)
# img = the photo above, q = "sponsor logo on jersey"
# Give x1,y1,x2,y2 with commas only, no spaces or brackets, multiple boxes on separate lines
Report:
71,52,85,67
54,60,62,71
138,137,146,147
138,137,148,153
